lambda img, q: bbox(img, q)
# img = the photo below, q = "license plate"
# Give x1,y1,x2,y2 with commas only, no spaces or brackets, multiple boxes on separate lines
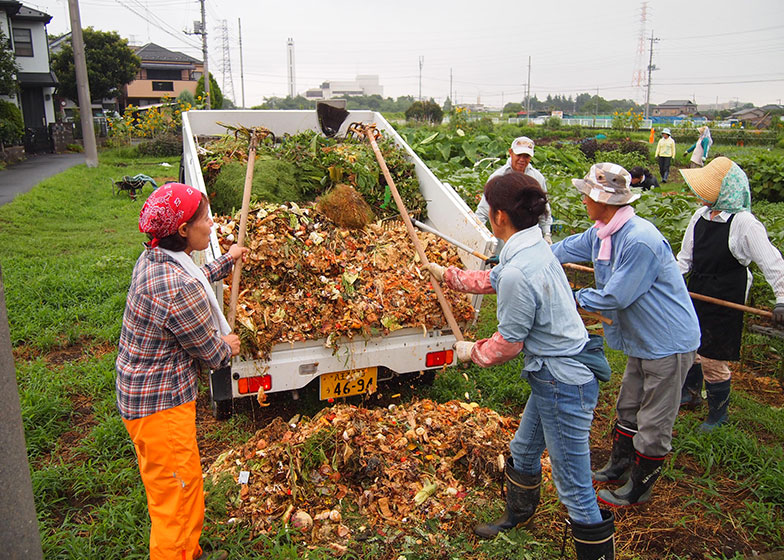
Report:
319,367,377,400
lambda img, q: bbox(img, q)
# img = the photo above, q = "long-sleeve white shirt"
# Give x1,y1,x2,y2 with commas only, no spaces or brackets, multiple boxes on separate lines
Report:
475,160,553,236
677,207,784,304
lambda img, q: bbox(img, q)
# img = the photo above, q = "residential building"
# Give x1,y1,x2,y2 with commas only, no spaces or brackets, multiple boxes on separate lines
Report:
123,43,203,108
730,106,773,129
0,1,57,151
305,75,382,100
652,99,698,117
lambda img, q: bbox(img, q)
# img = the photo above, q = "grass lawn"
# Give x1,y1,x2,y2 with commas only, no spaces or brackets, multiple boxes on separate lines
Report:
1,145,783,559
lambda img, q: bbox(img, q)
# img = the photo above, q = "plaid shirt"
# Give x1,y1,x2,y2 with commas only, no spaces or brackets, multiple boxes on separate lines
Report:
116,247,234,420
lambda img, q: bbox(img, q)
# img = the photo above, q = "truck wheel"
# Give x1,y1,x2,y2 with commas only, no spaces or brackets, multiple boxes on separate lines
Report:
211,398,232,420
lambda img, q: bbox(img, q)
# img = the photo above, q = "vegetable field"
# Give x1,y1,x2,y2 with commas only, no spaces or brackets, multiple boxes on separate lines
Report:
2,123,783,559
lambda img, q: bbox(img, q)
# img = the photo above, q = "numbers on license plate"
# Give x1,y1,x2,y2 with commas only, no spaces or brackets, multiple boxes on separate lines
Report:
331,376,372,396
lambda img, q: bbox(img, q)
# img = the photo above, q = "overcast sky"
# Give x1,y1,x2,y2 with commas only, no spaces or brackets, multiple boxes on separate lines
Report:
26,0,784,109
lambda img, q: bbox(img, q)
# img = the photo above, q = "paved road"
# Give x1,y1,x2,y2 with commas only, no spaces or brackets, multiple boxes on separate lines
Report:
0,153,84,206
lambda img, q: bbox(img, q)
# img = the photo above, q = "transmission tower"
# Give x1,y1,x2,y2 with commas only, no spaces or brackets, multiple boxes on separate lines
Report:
632,2,648,103
220,20,235,103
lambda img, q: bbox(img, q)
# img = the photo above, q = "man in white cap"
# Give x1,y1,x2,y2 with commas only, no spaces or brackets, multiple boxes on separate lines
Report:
654,128,676,182
475,136,553,243
551,162,700,508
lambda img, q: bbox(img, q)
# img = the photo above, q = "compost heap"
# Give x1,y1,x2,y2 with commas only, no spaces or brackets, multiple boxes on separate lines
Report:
214,202,476,360
199,130,427,220
207,399,530,545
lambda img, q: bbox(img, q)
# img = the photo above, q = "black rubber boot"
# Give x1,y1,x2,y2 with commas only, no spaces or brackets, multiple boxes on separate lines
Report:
570,509,615,560
680,362,704,409
701,379,731,432
474,457,541,538
597,451,665,507
592,422,636,483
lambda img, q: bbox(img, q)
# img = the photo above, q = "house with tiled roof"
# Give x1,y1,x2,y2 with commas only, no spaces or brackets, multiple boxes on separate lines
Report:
122,43,203,108
652,100,698,117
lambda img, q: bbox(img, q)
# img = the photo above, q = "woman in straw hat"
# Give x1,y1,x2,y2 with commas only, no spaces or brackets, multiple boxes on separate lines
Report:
677,157,784,431
116,182,247,560
551,163,700,508
685,126,713,168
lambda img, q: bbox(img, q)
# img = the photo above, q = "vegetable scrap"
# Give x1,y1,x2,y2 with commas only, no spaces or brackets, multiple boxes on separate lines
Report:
214,202,475,360
206,399,534,542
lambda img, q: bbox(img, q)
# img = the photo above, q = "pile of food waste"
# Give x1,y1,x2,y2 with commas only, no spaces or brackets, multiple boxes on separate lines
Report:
206,399,537,546
214,202,476,360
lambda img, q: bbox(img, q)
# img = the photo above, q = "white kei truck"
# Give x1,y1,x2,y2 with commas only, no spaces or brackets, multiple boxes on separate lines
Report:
179,109,494,418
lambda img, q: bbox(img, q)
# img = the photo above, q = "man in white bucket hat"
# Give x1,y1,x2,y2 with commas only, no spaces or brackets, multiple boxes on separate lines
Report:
551,162,700,508
475,136,553,243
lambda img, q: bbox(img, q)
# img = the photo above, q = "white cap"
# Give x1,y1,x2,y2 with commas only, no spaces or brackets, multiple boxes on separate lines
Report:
510,136,535,157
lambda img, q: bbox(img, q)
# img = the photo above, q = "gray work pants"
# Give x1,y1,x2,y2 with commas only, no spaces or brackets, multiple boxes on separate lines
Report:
615,351,696,457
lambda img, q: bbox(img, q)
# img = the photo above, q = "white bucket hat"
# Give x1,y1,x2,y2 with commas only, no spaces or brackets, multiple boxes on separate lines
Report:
572,163,641,206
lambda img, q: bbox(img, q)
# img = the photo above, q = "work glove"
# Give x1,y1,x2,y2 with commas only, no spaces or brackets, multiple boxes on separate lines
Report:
773,304,784,326
454,341,475,363
424,262,446,282
485,255,500,266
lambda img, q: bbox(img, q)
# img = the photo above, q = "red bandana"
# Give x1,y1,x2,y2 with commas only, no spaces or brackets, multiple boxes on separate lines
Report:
138,183,202,247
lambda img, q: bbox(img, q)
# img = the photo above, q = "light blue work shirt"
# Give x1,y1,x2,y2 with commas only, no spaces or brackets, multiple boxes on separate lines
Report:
490,226,593,385
551,215,700,360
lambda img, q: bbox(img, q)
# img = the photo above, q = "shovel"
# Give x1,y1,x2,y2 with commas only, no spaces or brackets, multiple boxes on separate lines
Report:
358,124,465,341
226,127,271,330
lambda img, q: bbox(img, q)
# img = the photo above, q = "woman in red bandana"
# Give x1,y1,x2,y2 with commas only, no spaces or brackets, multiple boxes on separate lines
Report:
116,183,247,560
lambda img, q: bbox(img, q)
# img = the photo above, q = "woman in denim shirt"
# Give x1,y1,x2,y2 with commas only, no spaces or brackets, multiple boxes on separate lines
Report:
427,173,614,560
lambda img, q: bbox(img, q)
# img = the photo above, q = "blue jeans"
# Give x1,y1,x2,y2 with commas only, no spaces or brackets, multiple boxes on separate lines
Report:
510,366,601,525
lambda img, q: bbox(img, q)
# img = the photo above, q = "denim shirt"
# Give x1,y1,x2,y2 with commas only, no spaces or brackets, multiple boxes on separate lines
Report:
490,226,592,385
551,216,700,360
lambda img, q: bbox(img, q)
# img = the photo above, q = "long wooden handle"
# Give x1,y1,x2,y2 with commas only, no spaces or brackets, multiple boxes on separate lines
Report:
364,129,464,341
226,135,259,330
689,292,773,318
563,263,774,319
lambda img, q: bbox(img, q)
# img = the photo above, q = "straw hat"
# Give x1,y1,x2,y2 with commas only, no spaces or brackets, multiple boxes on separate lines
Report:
679,156,733,204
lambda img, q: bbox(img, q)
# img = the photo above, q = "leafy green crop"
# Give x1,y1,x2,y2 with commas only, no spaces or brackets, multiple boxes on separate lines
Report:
733,152,784,202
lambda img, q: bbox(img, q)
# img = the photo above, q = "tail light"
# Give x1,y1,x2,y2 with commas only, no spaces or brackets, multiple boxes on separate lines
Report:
426,349,454,367
237,374,272,395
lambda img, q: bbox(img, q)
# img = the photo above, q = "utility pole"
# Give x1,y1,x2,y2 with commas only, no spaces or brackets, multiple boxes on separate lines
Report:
449,67,452,104
644,30,659,120
238,18,245,108
186,0,210,109
526,55,531,124
67,0,97,167
0,265,44,560
594,87,598,127
418,56,424,101
200,0,210,109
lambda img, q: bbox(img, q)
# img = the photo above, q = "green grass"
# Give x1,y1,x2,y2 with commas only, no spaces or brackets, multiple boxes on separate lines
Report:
3,145,784,559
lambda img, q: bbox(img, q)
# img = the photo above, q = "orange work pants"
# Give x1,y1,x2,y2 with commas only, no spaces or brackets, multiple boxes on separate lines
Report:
124,401,204,560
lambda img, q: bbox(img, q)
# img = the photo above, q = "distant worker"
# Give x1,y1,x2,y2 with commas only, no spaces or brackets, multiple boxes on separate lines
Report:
654,128,676,183
685,126,713,168
629,166,660,191
677,157,784,431
551,163,700,508
475,136,553,243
